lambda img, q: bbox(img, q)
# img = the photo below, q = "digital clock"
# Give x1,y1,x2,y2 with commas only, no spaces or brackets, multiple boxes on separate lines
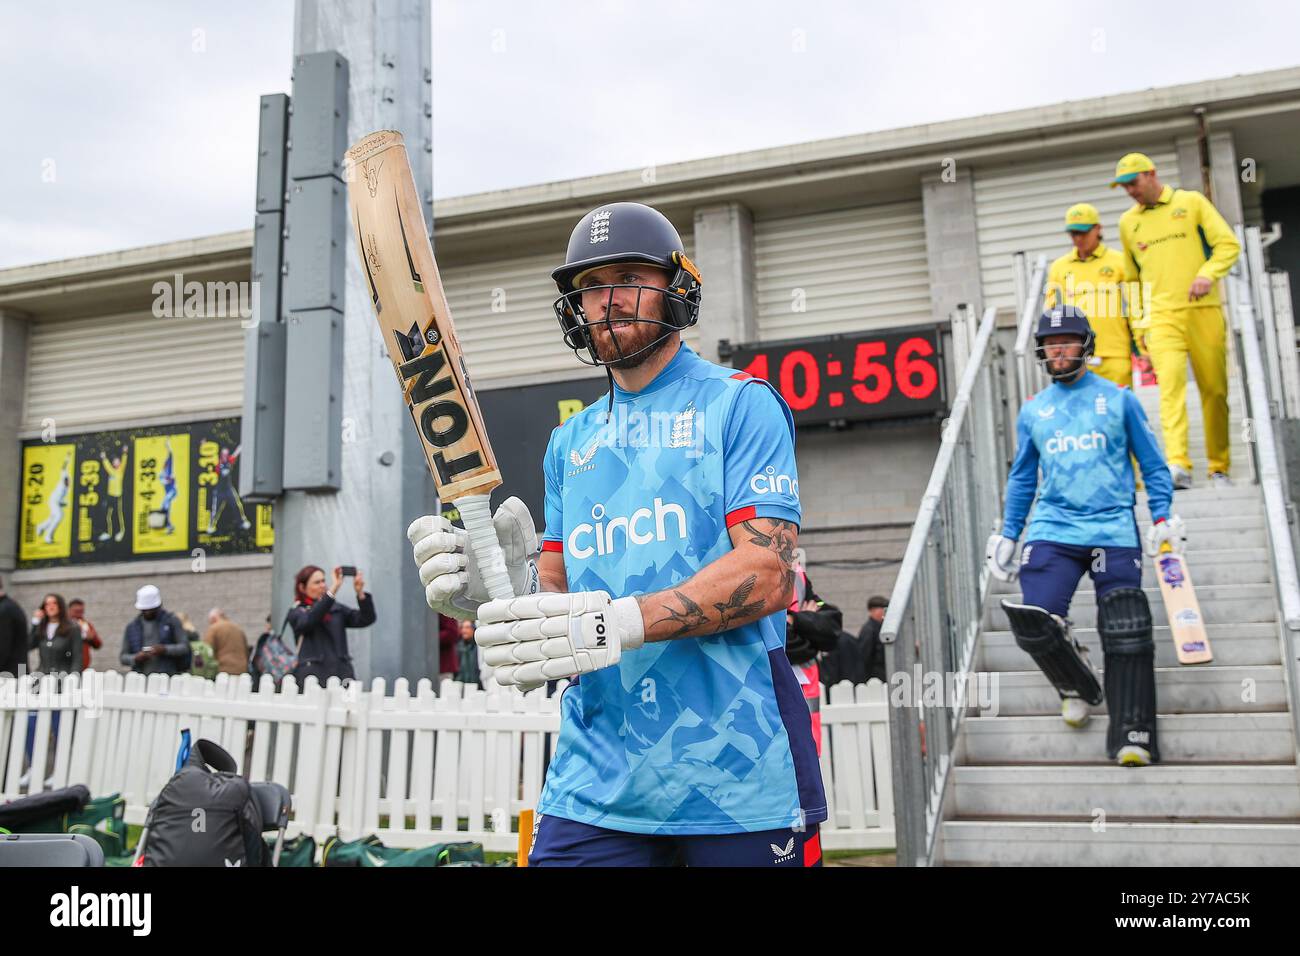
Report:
725,326,945,426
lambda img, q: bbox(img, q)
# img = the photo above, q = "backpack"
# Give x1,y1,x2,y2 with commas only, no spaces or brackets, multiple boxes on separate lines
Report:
190,639,219,679
252,614,298,685
138,737,266,867
320,833,484,867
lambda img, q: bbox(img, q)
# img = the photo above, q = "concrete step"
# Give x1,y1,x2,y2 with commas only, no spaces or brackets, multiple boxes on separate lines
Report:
950,764,1300,819
984,583,1277,631
941,820,1300,866
1135,497,1262,520
980,622,1281,670
988,665,1290,716
962,712,1295,764
988,548,1272,594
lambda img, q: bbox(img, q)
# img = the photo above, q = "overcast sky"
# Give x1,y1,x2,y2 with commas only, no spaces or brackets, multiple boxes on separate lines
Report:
2,0,1298,269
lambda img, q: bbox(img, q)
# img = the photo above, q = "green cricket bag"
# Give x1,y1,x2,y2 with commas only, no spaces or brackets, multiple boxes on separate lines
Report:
320,834,484,867
271,834,317,867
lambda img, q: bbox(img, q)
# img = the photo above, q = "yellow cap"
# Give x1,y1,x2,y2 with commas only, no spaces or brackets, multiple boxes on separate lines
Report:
1109,152,1156,187
1064,202,1101,232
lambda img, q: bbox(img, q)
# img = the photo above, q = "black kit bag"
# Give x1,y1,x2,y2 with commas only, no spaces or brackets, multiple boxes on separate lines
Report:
137,739,265,867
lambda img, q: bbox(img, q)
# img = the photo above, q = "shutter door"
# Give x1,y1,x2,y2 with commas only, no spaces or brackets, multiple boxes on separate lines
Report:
441,236,696,390
24,311,245,431
754,201,931,341
973,144,1179,313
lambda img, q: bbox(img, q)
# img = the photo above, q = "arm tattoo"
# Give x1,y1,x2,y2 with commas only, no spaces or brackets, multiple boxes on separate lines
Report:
740,519,799,601
653,590,710,639
712,574,766,632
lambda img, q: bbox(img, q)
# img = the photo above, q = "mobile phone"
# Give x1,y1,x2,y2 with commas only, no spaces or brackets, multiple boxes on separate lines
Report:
340,566,357,577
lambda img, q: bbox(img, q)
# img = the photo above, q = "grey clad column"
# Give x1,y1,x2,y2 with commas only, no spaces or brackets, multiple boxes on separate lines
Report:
692,202,757,361
277,0,437,683
921,167,982,322
0,310,31,573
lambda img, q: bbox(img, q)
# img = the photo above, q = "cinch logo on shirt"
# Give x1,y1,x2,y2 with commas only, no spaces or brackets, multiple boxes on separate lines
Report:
749,466,799,496
1044,429,1108,454
566,497,688,559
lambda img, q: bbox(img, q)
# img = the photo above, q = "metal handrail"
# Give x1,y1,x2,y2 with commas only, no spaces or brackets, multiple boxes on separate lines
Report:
880,304,1003,866
1227,226,1300,760
1012,254,1049,408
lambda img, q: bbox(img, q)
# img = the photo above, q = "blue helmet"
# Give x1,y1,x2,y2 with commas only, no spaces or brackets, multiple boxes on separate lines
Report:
1034,304,1095,382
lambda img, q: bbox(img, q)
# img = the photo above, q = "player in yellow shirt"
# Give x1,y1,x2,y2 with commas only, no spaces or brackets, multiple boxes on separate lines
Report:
99,445,128,542
1045,202,1142,389
1113,152,1240,490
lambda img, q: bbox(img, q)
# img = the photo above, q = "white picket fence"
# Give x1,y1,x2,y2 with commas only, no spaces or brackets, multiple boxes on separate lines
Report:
0,670,893,854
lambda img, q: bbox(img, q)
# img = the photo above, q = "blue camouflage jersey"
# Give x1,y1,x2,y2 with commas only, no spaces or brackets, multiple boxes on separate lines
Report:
537,343,826,835
1003,371,1172,548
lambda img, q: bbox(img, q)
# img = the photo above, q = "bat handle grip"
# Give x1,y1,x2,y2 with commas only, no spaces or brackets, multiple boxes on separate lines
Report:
458,493,514,601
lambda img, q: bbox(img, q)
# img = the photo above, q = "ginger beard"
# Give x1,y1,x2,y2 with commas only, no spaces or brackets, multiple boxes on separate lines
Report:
580,286,673,370
1041,334,1085,380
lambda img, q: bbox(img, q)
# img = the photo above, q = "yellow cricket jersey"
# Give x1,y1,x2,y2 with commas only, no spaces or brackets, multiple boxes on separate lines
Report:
1118,186,1240,314
103,456,125,496
1044,243,1139,358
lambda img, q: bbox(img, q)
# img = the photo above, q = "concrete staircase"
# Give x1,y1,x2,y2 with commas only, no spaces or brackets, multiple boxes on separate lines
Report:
941,369,1300,865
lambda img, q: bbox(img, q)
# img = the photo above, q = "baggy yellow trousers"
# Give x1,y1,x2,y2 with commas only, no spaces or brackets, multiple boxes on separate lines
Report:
1146,305,1230,475
1090,355,1134,390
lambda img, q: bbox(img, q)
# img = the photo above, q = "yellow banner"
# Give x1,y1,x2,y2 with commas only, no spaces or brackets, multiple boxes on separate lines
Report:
18,444,76,561
255,503,275,548
132,434,190,554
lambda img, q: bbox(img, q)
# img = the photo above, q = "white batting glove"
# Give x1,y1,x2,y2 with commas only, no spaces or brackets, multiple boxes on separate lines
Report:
406,496,540,620
1144,514,1187,556
475,591,645,688
985,533,1021,582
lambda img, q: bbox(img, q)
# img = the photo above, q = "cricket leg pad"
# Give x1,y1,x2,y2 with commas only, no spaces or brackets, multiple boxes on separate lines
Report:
1098,587,1160,762
1002,601,1103,705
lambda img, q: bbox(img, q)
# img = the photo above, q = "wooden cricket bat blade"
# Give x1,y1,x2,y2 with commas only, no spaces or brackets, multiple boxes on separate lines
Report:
1155,546,1214,665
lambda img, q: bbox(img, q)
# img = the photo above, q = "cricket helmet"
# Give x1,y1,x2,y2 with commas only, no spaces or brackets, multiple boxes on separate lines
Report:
551,202,702,367
1034,304,1095,382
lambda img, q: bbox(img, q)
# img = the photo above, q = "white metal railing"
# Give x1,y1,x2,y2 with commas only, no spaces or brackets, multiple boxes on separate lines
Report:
1226,225,1300,760
879,305,1005,866
1012,253,1049,411
1,670,895,854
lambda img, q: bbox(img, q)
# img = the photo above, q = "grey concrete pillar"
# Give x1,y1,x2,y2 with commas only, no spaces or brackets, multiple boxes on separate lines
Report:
1175,134,1205,194
921,168,981,321
276,0,437,684
0,310,30,573
1208,132,1245,227
692,202,757,361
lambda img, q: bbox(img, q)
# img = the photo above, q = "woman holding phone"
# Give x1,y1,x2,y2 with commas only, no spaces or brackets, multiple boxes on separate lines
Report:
286,565,376,683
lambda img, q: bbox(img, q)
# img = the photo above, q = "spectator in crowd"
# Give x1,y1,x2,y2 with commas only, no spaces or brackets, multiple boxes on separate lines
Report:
29,592,84,675
204,608,250,676
785,563,843,752
437,613,459,684
249,613,274,680
822,595,889,688
120,584,191,675
67,599,102,672
456,619,481,688
287,565,375,684
0,575,27,678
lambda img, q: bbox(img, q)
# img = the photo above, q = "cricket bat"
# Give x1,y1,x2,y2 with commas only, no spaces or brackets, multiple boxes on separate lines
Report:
344,130,513,602
1155,543,1213,664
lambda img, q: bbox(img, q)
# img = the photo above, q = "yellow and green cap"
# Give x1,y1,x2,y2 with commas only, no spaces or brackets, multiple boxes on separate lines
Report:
1064,202,1100,232
1109,152,1156,187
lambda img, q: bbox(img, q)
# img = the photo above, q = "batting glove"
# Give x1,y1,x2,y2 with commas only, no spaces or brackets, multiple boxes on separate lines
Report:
985,533,1021,582
1144,514,1187,557
475,591,645,688
407,496,539,620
